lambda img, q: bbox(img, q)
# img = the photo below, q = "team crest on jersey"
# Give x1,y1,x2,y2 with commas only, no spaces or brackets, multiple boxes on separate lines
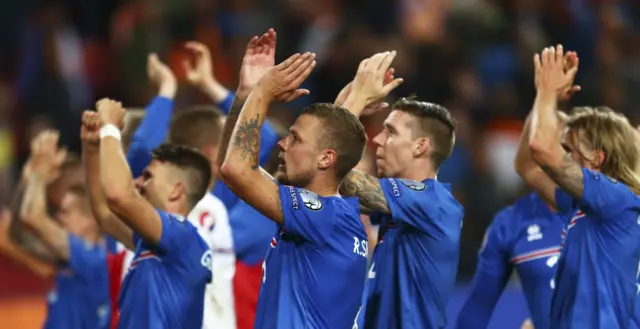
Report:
398,179,426,191
299,189,322,211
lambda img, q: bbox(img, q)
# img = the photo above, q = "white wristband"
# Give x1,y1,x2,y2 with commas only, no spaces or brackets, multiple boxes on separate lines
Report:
99,124,122,141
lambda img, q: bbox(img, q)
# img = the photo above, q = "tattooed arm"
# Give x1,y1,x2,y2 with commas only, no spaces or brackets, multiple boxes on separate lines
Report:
339,170,389,215
219,88,284,224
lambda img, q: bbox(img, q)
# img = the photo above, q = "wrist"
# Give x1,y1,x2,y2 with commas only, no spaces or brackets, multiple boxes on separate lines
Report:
202,80,230,103
99,124,122,141
158,80,178,99
342,93,368,118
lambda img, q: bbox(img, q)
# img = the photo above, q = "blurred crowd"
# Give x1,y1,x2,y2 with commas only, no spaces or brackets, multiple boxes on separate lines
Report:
0,0,638,282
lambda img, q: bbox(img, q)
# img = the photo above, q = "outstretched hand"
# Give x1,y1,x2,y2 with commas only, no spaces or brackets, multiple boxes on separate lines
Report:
183,41,215,88
534,45,580,100
351,51,404,104
237,29,278,99
81,110,101,147
255,52,316,102
336,67,397,115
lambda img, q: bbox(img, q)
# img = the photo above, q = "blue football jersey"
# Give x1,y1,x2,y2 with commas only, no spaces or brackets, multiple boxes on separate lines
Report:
254,185,368,329
356,178,464,329
456,193,566,329
552,168,640,329
118,210,212,329
45,235,110,329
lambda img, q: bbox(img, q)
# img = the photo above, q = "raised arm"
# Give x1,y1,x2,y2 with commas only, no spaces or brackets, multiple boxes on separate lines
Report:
19,131,72,261
216,29,280,171
96,99,164,245
82,111,135,250
219,34,316,224
126,54,177,178
528,46,583,201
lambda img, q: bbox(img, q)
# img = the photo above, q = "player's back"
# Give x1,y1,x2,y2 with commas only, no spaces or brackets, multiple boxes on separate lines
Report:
118,210,212,329
255,185,368,329
359,178,463,329
45,235,110,329
188,192,237,329
552,168,640,329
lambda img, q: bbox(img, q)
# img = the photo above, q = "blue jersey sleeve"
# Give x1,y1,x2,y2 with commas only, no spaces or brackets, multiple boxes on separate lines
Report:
578,168,638,219
456,209,513,328
379,178,461,232
455,270,509,329
278,185,334,243
67,234,108,280
126,96,174,178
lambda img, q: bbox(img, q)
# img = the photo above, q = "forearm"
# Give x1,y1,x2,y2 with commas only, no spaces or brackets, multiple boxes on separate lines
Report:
529,91,560,149
127,96,174,178
21,175,70,260
216,95,246,169
341,94,367,119
85,146,133,247
201,80,234,113
223,90,269,174
101,137,136,206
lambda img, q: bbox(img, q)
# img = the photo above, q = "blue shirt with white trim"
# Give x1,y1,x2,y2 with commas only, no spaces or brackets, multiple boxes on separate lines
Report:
456,193,566,329
118,210,211,329
552,168,640,329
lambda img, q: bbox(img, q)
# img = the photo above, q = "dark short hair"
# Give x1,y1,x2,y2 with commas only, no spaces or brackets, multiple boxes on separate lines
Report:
392,97,456,168
300,103,366,180
151,143,212,209
169,105,224,150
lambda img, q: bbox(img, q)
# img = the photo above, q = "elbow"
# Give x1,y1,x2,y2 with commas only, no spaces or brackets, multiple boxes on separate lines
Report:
103,186,133,212
528,138,552,166
219,161,243,184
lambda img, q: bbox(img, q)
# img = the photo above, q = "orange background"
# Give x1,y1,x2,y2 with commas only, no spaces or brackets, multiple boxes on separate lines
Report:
0,255,49,329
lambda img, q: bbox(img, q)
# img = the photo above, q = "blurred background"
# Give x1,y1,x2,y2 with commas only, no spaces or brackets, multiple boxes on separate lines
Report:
0,0,638,327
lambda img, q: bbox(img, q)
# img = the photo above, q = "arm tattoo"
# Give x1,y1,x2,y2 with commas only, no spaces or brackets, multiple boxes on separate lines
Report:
217,97,246,167
232,113,261,170
340,170,390,214
540,153,584,199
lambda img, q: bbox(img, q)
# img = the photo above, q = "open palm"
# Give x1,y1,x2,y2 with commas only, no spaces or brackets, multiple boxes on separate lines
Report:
238,29,277,97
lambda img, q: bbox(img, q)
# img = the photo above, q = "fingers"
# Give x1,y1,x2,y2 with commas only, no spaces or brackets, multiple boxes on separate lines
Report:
379,51,397,71
287,53,316,86
245,37,260,56
555,44,564,65
533,53,542,72
285,89,311,102
278,53,302,71
380,77,404,95
280,52,312,75
267,28,277,55
184,41,210,56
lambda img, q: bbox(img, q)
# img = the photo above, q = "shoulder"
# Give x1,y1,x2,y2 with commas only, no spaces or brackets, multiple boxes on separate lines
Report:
280,186,328,212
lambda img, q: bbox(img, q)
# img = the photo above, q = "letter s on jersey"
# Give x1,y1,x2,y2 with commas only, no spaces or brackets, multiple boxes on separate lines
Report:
353,237,368,258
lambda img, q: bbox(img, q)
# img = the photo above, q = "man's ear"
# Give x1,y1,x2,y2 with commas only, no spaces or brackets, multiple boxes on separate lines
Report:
318,149,337,170
413,137,430,158
169,181,186,203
